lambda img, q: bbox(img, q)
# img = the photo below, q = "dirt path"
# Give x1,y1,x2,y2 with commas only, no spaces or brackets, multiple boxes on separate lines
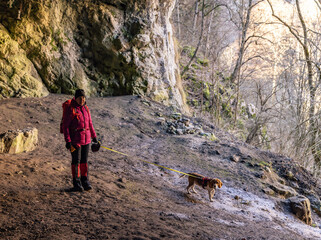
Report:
0,94,320,239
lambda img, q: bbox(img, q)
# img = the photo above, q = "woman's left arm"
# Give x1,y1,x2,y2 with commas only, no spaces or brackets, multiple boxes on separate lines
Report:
87,106,97,139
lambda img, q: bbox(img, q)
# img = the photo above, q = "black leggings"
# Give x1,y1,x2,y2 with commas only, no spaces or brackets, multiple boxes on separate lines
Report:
71,144,90,165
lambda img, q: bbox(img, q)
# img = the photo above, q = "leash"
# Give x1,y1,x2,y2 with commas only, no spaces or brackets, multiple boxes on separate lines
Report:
100,145,203,179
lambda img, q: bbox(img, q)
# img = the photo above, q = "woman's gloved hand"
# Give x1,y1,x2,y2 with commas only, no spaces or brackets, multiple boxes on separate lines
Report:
92,137,98,143
66,142,72,150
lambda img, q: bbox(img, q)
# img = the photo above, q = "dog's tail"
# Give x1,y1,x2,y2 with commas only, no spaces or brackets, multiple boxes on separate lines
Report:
179,174,187,178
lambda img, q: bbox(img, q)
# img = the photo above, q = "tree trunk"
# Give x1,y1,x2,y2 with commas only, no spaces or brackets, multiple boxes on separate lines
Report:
17,1,22,19
233,73,240,128
201,72,204,117
296,0,321,172
204,9,214,58
193,0,199,36
230,0,253,84
27,1,32,18
8,0,14,8
246,123,260,144
181,0,205,77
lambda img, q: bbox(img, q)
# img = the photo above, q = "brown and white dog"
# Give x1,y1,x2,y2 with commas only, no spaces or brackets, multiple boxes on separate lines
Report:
181,173,223,202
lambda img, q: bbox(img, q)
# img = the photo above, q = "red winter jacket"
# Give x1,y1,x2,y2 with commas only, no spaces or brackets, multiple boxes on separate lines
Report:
63,98,97,146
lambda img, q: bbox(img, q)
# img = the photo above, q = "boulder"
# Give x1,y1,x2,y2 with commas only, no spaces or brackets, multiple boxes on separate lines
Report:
230,155,240,162
181,118,190,127
288,195,312,225
0,128,38,154
305,193,321,217
269,183,297,198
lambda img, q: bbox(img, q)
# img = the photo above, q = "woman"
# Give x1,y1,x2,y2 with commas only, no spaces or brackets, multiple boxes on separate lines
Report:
63,89,97,191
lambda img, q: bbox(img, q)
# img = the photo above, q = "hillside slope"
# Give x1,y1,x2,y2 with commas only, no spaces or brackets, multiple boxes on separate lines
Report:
0,94,320,239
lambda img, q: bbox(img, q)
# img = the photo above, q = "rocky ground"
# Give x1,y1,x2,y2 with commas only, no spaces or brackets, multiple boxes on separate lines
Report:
0,94,321,240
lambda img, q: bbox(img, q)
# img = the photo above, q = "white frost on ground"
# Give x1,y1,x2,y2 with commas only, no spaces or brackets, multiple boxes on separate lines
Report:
213,185,321,239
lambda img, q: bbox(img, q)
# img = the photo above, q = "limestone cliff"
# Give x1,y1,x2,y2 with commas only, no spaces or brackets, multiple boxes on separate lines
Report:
0,0,186,109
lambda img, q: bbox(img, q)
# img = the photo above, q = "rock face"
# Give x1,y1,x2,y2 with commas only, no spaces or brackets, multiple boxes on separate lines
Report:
288,195,312,225
0,24,49,98
0,0,186,109
0,128,38,154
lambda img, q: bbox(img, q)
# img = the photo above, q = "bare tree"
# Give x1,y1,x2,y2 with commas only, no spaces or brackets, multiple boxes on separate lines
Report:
181,1,227,76
181,0,206,77
192,0,199,36
230,0,264,84
246,81,280,146
204,9,214,58
267,0,321,174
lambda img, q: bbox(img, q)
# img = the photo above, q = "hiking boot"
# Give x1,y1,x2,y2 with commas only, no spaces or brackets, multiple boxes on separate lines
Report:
81,176,92,191
72,178,83,192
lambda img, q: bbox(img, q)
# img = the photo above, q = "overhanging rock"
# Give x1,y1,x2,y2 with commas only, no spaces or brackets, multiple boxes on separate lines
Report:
0,128,38,154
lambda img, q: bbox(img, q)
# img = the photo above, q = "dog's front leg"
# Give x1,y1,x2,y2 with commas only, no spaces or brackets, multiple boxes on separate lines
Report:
209,189,215,202
187,183,193,194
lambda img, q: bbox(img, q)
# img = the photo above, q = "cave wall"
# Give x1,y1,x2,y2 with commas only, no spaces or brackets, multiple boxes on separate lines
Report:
0,0,186,109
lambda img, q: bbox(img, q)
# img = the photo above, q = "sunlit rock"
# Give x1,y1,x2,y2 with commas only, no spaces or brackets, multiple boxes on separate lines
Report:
0,128,38,154
0,25,49,99
288,195,312,225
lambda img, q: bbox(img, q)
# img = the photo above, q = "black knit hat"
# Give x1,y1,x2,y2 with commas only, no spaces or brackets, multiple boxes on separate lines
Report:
75,89,86,99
